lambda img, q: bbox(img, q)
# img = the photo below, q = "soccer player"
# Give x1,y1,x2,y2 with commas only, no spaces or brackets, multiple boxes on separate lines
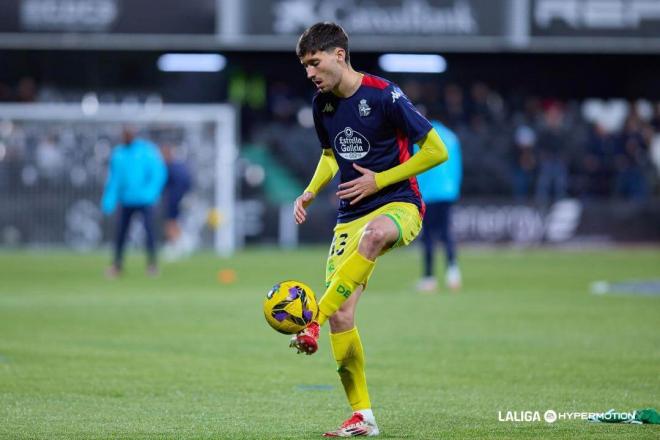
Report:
291,22,448,437
160,144,193,260
414,117,463,292
101,126,167,277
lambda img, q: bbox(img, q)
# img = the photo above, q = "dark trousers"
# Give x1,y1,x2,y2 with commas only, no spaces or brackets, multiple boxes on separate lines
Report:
421,201,456,277
535,159,567,204
113,205,156,269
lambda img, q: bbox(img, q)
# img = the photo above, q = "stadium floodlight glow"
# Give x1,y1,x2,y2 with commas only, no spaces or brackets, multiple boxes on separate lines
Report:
157,54,226,72
378,54,446,73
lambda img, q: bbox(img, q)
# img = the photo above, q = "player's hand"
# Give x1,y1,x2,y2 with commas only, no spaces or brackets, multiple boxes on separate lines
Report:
336,163,378,205
293,191,315,224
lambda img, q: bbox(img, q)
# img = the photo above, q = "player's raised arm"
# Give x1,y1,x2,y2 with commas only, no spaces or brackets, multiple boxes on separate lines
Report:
294,148,339,224
337,128,448,205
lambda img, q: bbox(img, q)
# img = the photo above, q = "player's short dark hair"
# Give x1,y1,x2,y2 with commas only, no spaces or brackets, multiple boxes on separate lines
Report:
297,22,350,63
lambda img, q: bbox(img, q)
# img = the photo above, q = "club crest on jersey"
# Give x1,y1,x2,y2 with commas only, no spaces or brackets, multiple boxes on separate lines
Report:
333,127,371,160
322,102,334,113
358,99,371,117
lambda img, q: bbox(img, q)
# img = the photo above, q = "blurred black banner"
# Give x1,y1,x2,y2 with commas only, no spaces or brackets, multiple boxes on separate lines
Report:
451,199,660,244
532,0,660,38
242,0,509,36
280,198,660,245
0,0,215,34
1,195,659,246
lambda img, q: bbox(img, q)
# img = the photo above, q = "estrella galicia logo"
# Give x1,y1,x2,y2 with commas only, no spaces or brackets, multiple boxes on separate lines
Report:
333,127,371,160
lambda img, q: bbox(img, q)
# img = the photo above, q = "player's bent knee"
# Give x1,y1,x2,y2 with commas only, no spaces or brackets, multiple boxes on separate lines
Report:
365,225,386,246
359,225,391,257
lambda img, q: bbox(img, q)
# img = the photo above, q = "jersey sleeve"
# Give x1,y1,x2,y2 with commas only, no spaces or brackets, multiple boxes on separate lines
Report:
383,84,432,143
145,143,168,203
312,95,331,148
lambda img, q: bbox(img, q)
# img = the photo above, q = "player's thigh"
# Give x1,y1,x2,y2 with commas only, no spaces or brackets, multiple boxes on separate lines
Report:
325,219,367,285
325,202,422,280
376,202,423,254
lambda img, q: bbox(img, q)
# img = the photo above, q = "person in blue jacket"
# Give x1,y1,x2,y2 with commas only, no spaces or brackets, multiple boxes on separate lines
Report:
101,127,167,277
414,118,463,292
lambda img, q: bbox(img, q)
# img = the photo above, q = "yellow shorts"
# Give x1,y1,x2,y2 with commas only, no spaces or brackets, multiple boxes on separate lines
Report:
325,202,422,285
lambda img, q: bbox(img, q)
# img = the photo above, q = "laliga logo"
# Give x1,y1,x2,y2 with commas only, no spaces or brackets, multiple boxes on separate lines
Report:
334,127,371,160
497,410,557,423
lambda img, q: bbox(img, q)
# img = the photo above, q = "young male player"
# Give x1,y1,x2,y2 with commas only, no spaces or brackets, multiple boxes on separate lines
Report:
291,22,448,437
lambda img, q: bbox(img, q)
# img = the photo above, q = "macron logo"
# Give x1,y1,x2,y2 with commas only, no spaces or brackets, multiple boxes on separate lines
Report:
391,89,401,102
323,103,334,113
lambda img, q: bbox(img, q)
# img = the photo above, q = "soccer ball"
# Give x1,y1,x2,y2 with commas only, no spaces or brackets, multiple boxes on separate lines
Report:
263,280,318,334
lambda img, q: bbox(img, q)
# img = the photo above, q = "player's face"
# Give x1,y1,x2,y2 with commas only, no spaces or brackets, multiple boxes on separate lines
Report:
300,50,343,93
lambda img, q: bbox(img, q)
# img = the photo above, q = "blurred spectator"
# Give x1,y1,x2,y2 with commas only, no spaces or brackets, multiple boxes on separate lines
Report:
649,103,660,177
16,77,37,103
402,79,423,104
522,96,543,126
252,82,317,181
101,126,167,277
651,102,660,132
511,125,537,201
581,123,616,198
469,82,504,125
0,81,12,102
442,83,469,129
535,102,569,204
614,114,650,200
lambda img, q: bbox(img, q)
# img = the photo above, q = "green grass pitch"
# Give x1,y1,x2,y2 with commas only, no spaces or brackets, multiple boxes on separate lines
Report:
1,247,658,439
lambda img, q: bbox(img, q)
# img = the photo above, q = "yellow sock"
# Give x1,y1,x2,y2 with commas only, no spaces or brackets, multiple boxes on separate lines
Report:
330,327,371,411
317,252,375,326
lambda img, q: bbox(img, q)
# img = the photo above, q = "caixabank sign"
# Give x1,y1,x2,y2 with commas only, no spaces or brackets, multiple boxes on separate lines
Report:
243,0,509,37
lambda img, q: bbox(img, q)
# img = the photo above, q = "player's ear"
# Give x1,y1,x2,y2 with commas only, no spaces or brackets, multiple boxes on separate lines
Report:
336,48,345,63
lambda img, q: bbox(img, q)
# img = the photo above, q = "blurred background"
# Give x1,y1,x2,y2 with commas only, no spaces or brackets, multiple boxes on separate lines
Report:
1,0,659,255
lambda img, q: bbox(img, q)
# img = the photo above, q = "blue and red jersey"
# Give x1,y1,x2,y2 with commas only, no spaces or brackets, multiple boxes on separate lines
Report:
312,73,432,223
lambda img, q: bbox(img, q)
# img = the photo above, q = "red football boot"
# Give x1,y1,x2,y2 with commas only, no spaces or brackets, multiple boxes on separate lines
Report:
289,321,320,355
323,412,380,437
